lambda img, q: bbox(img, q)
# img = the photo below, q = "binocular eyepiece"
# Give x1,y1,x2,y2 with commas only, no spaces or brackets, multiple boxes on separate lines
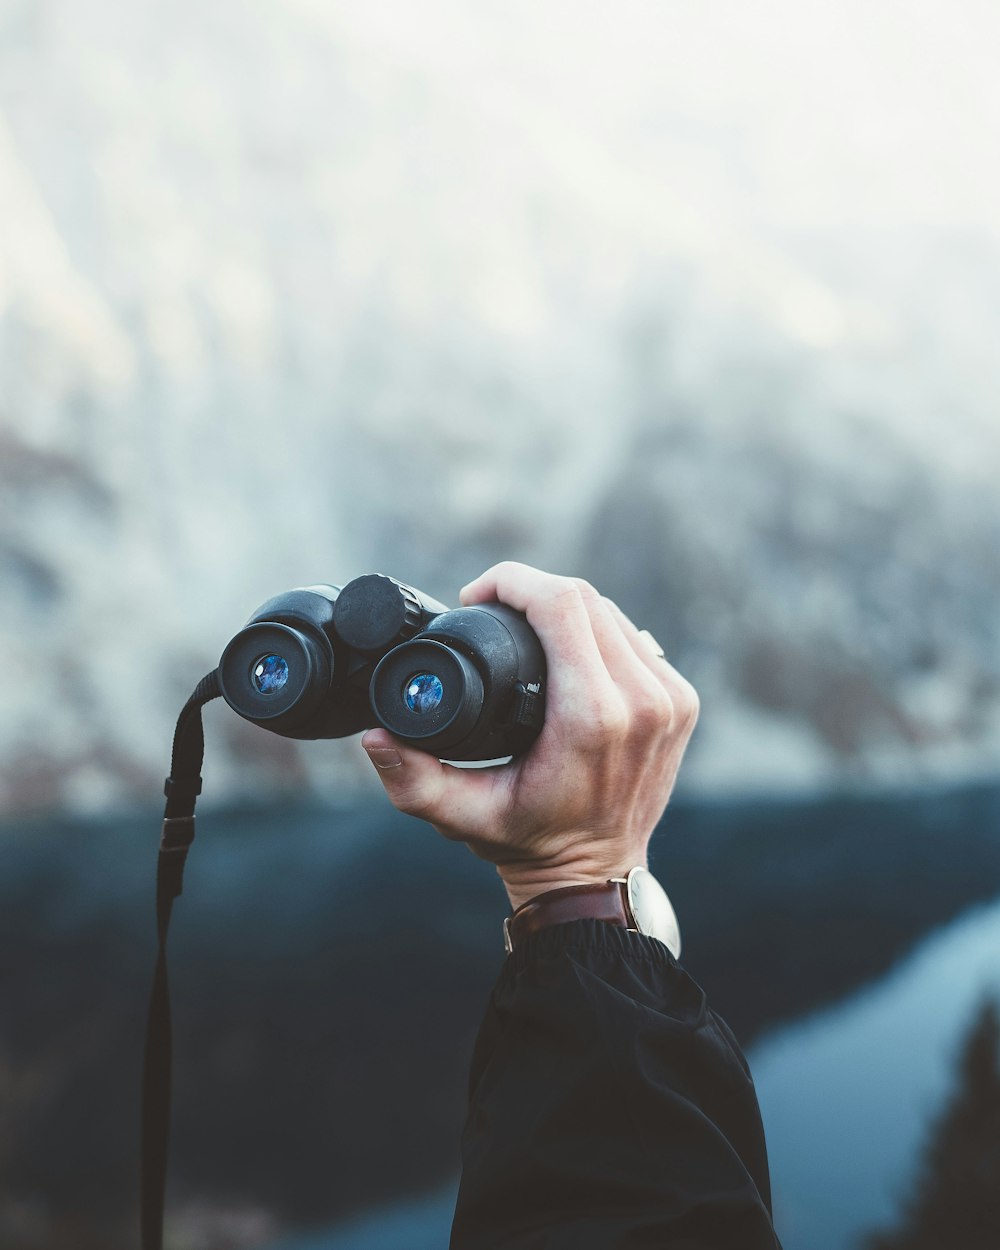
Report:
217,574,546,761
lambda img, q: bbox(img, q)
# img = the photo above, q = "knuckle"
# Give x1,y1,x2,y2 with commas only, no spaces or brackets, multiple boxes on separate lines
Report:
673,678,701,731
630,683,673,733
570,577,600,602
390,782,437,820
582,696,629,744
549,576,584,605
487,560,521,592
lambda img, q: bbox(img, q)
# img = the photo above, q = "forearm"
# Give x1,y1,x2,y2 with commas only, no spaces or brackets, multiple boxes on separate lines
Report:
450,921,780,1250
359,563,769,1244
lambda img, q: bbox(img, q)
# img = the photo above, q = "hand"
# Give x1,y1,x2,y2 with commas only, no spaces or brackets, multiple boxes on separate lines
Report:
361,562,700,911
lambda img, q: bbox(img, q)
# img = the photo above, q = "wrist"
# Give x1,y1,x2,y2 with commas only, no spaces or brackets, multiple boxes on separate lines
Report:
501,865,682,958
499,856,648,913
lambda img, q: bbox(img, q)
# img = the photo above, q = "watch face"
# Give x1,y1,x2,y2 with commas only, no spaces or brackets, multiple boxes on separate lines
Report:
626,867,682,958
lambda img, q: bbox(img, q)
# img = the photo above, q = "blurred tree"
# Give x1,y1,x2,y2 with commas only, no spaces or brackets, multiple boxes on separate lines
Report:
865,996,1000,1250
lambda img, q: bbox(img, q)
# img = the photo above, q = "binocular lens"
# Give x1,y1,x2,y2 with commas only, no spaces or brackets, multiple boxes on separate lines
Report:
252,654,290,695
219,620,332,732
371,638,484,749
404,672,444,714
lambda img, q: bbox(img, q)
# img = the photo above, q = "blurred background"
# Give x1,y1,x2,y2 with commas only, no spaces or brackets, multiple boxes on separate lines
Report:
2,1,999,1247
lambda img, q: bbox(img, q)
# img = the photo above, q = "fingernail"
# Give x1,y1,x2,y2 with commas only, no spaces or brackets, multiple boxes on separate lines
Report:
366,747,403,770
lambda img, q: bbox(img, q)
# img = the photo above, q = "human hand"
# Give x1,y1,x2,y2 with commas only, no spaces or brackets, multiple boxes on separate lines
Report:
361,562,699,911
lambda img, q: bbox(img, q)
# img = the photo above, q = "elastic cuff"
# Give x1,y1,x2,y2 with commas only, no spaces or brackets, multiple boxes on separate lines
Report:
504,918,679,976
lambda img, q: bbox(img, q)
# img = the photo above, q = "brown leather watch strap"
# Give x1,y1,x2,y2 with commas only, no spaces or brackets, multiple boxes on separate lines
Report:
504,879,632,953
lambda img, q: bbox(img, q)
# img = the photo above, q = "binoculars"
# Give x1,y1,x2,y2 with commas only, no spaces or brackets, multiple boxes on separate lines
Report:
217,574,546,761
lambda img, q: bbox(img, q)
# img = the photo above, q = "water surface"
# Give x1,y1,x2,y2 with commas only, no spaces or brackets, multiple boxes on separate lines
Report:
751,893,1000,1250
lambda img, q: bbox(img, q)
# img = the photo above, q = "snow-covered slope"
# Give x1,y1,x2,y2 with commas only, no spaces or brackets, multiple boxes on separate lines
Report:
2,0,999,814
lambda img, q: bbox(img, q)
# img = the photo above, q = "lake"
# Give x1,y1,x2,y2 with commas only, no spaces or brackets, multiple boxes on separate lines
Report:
753,891,1000,1250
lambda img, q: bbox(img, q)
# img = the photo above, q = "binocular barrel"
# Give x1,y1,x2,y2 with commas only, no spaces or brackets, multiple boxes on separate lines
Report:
217,574,546,761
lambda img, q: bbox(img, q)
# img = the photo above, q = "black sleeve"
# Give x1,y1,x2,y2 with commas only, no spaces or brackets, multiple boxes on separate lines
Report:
450,920,781,1250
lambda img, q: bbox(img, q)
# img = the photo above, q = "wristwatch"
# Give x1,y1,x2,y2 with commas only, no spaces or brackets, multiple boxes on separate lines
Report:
503,866,681,958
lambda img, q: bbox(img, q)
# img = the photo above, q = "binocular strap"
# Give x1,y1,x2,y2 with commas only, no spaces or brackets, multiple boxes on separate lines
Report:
141,670,221,1250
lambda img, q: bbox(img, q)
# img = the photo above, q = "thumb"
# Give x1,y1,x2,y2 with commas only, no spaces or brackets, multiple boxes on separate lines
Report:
360,729,503,839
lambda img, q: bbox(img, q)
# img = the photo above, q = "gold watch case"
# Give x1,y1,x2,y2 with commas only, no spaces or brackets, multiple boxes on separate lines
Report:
612,866,682,959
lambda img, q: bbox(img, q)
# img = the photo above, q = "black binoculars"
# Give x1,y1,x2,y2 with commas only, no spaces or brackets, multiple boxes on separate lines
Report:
217,574,546,761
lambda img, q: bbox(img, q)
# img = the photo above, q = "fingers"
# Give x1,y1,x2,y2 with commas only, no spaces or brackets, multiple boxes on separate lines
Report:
361,728,501,838
463,561,699,735
460,563,617,705
568,578,664,697
637,630,666,659
364,564,701,875
602,597,700,730
602,598,671,679
464,562,655,692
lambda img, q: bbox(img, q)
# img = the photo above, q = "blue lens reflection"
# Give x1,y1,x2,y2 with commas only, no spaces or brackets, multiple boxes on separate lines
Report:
253,654,289,695
404,672,444,714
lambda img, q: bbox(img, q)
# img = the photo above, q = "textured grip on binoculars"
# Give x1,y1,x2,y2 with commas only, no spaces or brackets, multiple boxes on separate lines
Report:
512,683,544,730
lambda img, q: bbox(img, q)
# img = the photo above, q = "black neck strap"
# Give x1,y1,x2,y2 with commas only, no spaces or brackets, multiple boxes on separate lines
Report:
141,670,221,1250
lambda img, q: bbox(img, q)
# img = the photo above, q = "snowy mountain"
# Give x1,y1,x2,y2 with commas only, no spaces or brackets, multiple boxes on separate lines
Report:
2,0,1000,816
